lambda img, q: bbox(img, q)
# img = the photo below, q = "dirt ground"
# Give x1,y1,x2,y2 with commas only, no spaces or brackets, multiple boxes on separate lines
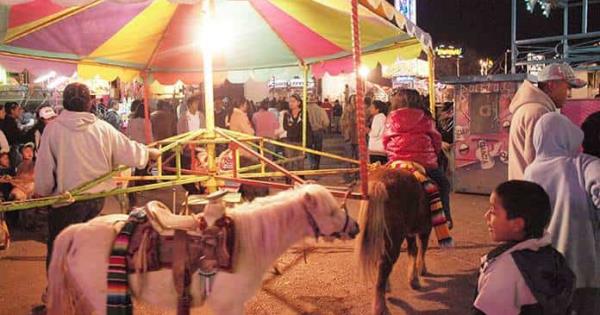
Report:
0,186,492,315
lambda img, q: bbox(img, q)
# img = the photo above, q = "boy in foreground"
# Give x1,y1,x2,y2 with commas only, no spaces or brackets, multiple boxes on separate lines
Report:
473,180,575,315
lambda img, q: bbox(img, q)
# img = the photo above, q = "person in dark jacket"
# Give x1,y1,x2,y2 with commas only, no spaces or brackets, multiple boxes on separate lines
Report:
473,180,574,315
581,111,600,159
282,94,310,176
1,102,30,167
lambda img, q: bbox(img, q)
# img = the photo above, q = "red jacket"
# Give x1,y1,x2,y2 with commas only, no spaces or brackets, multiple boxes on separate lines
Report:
383,108,442,169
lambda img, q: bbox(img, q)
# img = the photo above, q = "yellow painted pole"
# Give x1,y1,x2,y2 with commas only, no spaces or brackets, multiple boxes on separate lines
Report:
157,144,163,176
427,49,437,118
259,138,266,173
302,64,309,149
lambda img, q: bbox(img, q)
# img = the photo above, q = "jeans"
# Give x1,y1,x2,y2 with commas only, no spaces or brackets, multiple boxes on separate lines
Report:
308,130,324,170
46,198,105,270
427,167,452,222
369,154,388,164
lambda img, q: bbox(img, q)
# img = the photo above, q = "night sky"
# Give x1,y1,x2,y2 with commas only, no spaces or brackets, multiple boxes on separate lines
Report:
413,0,600,60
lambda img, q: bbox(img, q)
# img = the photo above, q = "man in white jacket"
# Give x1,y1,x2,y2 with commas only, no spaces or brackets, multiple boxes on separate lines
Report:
34,83,160,270
508,63,586,180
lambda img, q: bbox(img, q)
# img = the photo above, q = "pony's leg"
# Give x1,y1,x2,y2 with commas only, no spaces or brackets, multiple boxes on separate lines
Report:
406,236,421,290
417,231,431,276
373,237,403,315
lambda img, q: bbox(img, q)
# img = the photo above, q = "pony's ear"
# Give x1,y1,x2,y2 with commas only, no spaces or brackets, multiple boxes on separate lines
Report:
304,192,317,208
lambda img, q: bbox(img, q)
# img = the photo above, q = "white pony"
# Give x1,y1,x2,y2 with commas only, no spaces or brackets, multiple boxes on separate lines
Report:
47,184,359,315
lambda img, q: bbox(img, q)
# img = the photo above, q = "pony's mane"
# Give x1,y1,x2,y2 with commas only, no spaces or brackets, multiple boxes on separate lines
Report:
229,184,334,270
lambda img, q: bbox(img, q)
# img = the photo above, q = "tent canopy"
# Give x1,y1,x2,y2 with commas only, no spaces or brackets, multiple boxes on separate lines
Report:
0,0,432,84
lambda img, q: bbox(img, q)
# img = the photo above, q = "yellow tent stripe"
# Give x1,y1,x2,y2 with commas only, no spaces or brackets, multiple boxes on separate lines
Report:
77,63,139,82
269,0,399,50
88,0,177,65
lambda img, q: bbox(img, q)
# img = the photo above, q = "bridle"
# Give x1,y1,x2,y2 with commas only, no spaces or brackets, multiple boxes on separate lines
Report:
303,189,353,240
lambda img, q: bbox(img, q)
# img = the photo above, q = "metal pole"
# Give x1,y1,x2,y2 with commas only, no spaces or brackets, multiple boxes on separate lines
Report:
201,0,217,192
563,3,569,59
582,0,588,33
302,64,308,149
142,72,153,144
511,0,517,73
350,0,369,198
504,50,509,74
456,57,460,77
427,50,436,117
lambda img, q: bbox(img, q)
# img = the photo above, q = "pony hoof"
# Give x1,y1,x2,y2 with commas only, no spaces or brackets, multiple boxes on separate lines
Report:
373,304,390,315
409,278,422,290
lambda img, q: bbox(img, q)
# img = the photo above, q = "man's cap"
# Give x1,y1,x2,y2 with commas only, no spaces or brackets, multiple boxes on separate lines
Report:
20,142,35,151
537,63,587,88
39,107,57,120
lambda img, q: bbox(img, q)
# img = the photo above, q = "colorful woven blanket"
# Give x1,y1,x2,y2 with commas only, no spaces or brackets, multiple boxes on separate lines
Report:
106,209,147,315
388,160,453,248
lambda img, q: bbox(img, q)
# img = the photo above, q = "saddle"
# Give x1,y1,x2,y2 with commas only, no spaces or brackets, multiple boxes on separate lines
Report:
125,194,235,315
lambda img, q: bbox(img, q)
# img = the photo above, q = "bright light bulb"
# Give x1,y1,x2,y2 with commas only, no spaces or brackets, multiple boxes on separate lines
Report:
359,65,370,78
198,7,232,52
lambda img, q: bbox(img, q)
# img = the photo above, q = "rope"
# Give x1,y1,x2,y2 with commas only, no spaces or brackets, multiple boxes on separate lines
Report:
350,0,369,198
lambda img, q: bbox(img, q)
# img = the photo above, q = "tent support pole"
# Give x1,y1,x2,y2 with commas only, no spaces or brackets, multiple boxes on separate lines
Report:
202,0,217,192
350,0,369,198
142,71,153,144
427,49,436,117
302,64,309,149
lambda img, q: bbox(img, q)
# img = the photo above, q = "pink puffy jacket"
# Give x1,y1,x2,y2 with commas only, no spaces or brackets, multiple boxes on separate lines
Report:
383,108,442,169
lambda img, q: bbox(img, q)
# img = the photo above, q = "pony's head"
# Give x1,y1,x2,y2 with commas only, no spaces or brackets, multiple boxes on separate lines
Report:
300,184,360,240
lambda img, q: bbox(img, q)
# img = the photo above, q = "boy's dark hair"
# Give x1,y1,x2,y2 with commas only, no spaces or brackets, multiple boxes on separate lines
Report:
63,83,91,112
494,180,551,238
372,100,388,115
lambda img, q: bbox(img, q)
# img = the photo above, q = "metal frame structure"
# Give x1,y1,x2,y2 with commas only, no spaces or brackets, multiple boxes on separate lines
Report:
511,0,600,72
0,128,363,213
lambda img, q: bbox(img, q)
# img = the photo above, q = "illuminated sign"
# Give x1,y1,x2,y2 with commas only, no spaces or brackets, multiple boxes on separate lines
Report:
395,0,416,23
435,45,463,58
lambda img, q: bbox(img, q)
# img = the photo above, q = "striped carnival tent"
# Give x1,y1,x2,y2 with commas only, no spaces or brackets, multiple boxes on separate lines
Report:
0,0,433,84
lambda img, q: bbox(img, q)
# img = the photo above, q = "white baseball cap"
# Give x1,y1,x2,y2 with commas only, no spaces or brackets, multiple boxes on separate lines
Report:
536,63,587,88
39,107,57,120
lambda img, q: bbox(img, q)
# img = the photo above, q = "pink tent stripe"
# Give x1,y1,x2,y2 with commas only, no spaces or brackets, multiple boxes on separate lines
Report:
0,54,76,77
249,0,343,61
8,0,64,28
9,0,151,56
311,56,354,78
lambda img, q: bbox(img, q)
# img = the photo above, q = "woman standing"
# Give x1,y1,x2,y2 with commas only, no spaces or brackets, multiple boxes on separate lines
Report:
127,100,152,144
341,95,359,183
126,100,153,206
368,100,387,164
283,94,309,175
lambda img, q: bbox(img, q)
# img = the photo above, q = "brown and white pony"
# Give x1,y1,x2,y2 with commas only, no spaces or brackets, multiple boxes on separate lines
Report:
358,166,432,315
47,184,359,315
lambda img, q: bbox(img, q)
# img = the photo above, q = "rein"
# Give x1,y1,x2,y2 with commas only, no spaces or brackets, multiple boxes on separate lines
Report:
303,188,353,240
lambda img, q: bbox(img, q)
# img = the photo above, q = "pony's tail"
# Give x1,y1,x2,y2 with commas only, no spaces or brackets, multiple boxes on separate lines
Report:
47,226,83,315
357,179,389,282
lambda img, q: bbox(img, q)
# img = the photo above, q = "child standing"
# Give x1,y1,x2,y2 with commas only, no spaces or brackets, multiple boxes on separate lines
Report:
473,180,574,315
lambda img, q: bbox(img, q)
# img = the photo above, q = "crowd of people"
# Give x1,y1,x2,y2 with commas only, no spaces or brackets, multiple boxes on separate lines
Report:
0,60,598,314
